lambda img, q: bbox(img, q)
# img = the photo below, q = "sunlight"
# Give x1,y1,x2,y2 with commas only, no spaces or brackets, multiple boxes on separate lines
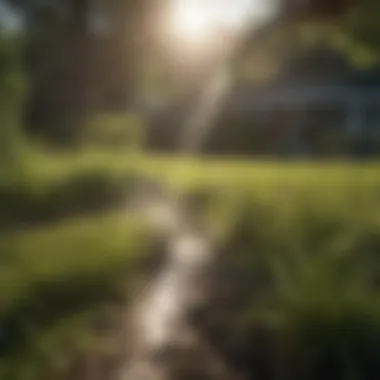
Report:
169,1,219,44
168,0,278,44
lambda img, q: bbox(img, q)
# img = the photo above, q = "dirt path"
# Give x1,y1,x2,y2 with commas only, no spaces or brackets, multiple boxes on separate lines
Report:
115,184,239,380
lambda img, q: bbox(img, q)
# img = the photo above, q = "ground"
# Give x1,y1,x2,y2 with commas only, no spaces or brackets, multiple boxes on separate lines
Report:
1,152,380,380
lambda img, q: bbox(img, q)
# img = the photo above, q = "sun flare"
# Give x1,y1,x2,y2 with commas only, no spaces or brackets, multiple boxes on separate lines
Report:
166,0,278,45
170,1,219,43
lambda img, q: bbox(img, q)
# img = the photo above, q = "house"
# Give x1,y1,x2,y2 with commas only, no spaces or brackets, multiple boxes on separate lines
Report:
146,46,380,157
208,46,380,157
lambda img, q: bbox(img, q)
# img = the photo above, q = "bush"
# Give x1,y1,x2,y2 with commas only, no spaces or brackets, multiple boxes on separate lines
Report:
0,33,28,171
82,113,146,151
0,152,142,229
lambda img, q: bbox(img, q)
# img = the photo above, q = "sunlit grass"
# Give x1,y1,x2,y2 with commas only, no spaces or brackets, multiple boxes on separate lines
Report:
2,150,380,379
0,211,149,379
0,212,146,310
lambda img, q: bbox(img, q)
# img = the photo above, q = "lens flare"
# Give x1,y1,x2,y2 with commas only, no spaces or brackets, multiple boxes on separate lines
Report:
170,1,219,43
168,0,278,37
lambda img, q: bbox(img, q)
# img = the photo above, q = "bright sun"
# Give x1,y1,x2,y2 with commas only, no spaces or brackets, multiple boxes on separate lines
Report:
167,0,277,41
163,0,278,57
170,1,219,42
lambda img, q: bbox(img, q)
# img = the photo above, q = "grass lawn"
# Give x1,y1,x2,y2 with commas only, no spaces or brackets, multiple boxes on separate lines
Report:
0,210,149,379
1,151,380,379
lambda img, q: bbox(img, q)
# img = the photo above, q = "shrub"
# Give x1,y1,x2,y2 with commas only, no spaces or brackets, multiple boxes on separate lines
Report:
82,113,146,151
0,155,142,229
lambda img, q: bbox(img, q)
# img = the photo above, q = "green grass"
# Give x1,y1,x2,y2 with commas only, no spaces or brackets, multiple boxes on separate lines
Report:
1,151,380,379
129,154,380,379
0,150,142,228
164,158,380,380
0,212,146,312
0,211,149,379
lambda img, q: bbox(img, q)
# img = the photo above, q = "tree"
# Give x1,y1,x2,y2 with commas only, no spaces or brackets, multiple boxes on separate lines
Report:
338,0,380,65
4,0,156,144
3,0,366,146
0,28,26,170
285,0,380,67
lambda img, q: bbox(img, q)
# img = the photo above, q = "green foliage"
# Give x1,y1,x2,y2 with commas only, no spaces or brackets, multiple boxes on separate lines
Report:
294,0,380,67
0,211,149,380
342,0,380,52
1,153,380,379
0,150,143,229
83,113,146,152
0,150,149,379
3,0,155,143
0,33,27,169
159,158,380,380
